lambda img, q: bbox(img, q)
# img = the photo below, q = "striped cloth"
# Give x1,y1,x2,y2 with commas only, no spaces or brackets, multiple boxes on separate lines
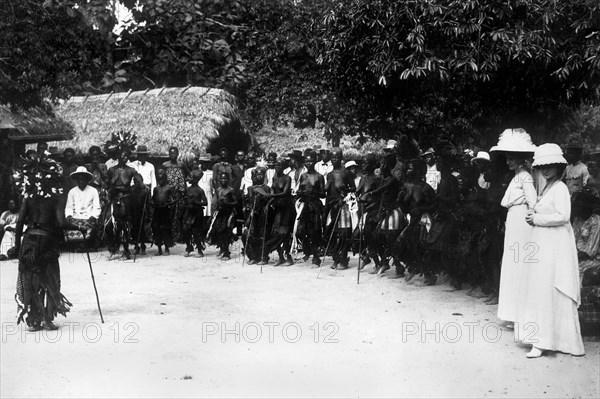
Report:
378,207,404,231
326,202,353,229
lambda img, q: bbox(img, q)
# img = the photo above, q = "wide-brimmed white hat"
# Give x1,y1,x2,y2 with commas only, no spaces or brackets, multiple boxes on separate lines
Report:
471,151,490,163
344,160,358,169
421,147,435,156
385,140,397,150
532,143,567,167
490,128,536,153
70,166,94,180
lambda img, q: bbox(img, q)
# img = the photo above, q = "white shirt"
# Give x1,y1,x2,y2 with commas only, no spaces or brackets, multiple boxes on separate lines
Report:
315,161,333,180
478,173,490,190
240,167,256,195
105,158,118,169
265,168,277,188
287,166,308,195
426,164,441,191
198,170,213,216
65,185,101,220
564,161,590,195
129,160,157,192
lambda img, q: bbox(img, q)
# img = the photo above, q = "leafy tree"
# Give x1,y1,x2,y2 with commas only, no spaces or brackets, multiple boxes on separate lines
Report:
310,0,600,145
0,0,111,109
116,0,247,90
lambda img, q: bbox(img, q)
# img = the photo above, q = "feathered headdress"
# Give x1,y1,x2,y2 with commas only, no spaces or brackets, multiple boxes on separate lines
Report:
490,128,536,153
104,129,138,155
13,156,63,199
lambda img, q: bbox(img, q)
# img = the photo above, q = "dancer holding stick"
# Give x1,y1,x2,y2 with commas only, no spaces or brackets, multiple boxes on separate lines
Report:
10,156,86,331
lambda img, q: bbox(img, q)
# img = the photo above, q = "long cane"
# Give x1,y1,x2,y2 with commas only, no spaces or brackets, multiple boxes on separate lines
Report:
242,196,257,267
317,204,342,279
83,231,104,323
260,200,270,274
357,202,363,285
133,191,148,263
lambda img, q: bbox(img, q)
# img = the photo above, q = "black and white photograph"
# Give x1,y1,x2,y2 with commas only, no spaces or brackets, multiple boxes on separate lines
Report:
1,0,599,398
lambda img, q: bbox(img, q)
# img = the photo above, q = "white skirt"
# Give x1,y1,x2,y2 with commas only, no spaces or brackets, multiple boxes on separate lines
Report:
497,204,532,322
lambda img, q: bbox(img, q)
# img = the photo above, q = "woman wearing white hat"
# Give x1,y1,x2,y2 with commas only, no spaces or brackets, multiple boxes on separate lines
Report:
490,128,537,325
515,143,584,358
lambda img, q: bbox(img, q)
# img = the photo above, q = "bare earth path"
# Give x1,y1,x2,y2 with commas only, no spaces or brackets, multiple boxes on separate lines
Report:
1,243,599,398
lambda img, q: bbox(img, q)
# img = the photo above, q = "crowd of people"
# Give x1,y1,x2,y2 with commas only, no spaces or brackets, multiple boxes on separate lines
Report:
2,128,599,358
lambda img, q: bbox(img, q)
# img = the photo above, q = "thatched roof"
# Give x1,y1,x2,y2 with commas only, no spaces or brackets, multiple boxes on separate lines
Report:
0,105,75,143
55,87,249,157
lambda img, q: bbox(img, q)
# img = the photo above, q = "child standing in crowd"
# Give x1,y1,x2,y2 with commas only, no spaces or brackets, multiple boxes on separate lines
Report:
208,172,238,260
183,170,208,257
152,169,175,256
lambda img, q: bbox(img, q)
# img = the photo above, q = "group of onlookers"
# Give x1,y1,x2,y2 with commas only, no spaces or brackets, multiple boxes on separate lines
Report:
2,131,599,357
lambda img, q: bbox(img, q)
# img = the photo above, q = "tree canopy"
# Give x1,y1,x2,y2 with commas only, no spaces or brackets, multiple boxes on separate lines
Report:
1,0,598,146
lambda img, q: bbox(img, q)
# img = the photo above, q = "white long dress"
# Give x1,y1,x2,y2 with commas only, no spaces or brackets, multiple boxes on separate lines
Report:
497,169,537,321
514,181,584,355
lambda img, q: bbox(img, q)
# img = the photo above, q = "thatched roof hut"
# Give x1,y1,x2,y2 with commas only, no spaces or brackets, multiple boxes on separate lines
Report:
0,105,75,144
0,105,75,210
54,87,252,159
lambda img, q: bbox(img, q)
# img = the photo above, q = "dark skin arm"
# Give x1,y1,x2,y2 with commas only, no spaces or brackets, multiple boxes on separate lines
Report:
196,188,208,208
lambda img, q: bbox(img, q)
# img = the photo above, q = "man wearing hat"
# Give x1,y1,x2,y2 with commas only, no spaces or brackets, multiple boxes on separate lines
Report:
129,145,156,193
315,148,333,179
65,166,101,246
471,151,491,189
564,141,590,195
129,145,156,255
197,153,214,217
422,147,440,191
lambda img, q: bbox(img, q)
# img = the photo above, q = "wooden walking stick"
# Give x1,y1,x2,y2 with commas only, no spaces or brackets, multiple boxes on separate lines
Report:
317,204,342,279
357,202,363,285
260,200,270,274
82,230,104,323
242,196,257,267
133,191,148,263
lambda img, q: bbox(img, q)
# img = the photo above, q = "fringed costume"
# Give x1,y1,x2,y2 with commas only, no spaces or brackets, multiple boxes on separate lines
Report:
242,184,271,263
16,231,72,327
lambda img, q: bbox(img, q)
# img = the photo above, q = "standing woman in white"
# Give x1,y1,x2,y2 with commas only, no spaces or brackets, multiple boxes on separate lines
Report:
490,128,537,324
517,144,584,358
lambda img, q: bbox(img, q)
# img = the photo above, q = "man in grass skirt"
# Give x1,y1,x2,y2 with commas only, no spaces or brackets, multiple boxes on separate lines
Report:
10,156,89,331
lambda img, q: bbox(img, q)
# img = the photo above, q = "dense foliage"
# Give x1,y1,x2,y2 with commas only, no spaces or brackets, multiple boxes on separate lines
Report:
0,0,110,109
310,0,600,145
1,0,598,145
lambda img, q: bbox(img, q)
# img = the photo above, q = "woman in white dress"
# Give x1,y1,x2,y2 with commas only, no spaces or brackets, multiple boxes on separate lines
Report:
490,129,537,324
516,143,584,358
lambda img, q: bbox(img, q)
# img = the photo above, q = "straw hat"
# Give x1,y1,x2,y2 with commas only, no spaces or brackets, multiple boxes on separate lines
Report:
421,147,435,156
135,145,149,154
532,143,567,167
385,140,397,150
490,128,536,153
471,151,490,163
589,145,600,156
344,160,358,169
70,166,94,181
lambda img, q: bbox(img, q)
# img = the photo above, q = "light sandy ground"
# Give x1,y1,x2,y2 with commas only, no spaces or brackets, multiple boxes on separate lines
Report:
1,243,599,398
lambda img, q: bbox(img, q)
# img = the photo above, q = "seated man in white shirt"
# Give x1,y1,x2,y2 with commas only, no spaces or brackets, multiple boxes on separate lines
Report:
65,166,101,247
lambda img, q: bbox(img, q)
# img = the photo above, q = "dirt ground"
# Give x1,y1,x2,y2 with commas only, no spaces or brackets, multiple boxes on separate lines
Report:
1,243,599,398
